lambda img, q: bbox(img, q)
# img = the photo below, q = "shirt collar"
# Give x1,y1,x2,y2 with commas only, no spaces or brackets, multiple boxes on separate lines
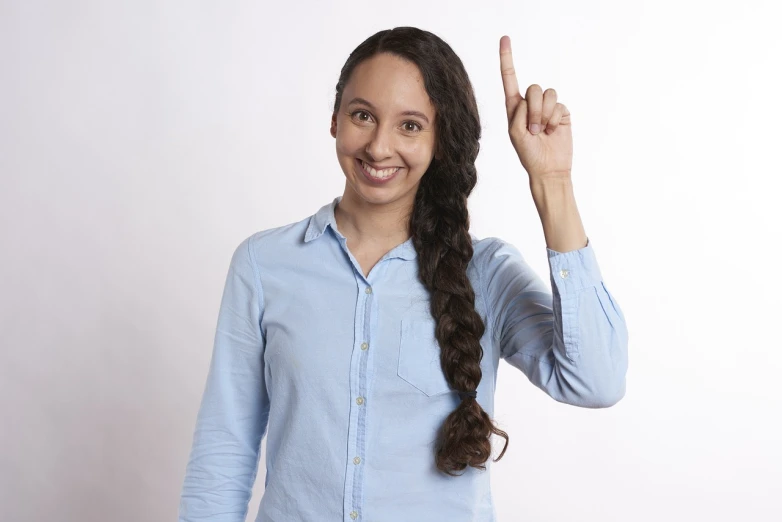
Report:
304,195,417,261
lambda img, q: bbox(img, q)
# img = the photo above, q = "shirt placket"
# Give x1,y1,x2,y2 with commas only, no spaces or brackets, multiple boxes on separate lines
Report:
342,275,376,521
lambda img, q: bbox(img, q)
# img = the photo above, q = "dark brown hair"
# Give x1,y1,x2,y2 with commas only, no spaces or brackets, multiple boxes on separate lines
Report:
332,27,509,476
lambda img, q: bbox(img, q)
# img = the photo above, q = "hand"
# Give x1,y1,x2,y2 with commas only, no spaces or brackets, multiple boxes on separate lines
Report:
499,35,573,181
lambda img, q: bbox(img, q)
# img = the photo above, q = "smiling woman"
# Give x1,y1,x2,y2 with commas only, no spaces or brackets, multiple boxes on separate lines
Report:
328,30,507,480
178,25,628,522
331,28,507,474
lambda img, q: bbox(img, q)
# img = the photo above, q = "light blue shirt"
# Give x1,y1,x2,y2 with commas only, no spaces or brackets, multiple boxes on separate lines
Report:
178,195,629,522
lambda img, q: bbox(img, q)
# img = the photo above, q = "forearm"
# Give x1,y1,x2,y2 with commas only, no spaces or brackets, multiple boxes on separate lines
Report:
530,177,588,253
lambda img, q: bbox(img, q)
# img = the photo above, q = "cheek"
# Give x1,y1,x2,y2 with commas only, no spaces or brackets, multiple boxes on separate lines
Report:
400,143,431,167
335,129,365,155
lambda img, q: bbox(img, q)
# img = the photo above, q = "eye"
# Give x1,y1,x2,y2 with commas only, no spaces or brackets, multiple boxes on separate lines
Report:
403,121,422,133
351,110,373,123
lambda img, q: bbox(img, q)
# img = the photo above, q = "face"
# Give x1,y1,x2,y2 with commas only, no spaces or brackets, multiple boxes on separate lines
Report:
331,53,438,209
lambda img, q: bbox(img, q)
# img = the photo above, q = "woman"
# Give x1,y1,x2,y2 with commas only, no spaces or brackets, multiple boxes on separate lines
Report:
179,26,628,522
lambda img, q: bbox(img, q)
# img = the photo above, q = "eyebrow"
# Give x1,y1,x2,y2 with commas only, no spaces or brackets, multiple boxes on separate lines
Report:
347,97,430,124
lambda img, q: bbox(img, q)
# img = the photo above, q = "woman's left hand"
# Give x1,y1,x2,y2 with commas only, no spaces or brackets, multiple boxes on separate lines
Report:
499,35,573,182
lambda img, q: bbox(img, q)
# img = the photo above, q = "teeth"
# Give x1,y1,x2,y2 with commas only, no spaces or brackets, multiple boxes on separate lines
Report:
362,160,399,179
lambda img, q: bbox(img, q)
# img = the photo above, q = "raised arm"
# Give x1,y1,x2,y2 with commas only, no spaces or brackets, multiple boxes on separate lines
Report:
179,235,270,521
482,237,628,408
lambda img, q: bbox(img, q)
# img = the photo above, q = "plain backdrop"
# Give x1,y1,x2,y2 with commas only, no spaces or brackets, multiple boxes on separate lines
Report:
2,1,780,521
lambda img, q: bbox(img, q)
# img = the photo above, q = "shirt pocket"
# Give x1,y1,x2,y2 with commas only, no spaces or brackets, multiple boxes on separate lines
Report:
397,317,453,397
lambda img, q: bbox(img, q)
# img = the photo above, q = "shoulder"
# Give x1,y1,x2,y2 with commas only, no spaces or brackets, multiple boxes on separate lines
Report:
237,214,313,261
471,235,525,273
469,234,538,303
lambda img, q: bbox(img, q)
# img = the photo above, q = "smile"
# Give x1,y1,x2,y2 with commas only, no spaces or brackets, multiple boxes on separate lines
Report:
356,158,401,183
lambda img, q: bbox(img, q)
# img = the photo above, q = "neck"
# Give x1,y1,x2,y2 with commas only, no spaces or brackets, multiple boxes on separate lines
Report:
335,189,413,247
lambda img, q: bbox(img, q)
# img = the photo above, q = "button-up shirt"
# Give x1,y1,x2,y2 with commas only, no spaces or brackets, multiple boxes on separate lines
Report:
178,195,629,522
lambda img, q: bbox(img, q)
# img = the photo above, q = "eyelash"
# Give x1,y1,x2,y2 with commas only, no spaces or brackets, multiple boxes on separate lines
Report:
350,110,422,133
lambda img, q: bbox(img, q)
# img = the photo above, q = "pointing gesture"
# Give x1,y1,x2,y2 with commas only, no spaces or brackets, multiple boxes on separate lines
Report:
500,35,573,181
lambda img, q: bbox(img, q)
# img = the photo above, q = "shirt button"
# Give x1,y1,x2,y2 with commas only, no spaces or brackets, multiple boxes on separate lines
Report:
356,397,364,405
361,342,368,350
559,269,570,279
353,456,361,465
365,286,372,294
350,511,358,519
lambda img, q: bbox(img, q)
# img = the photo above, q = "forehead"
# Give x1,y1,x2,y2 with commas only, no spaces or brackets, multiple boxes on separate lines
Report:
344,53,435,116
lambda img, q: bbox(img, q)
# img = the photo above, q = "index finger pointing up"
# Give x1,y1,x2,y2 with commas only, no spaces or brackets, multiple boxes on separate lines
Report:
499,35,522,117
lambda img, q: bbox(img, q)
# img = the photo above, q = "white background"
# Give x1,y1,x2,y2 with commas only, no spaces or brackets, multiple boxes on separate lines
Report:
2,1,780,521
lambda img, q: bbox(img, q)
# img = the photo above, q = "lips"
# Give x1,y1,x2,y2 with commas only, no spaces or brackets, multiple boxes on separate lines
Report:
355,158,401,184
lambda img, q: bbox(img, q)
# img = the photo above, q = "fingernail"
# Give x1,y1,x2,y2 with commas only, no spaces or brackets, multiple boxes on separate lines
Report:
529,123,540,134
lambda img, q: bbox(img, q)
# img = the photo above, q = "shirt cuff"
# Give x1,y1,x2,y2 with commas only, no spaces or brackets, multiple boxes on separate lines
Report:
547,237,603,294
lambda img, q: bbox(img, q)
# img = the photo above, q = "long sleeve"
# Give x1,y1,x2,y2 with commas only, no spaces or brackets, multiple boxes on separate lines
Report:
178,235,270,521
482,237,628,408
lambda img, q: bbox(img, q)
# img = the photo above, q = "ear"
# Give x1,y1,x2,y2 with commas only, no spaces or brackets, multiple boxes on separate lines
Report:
330,112,337,138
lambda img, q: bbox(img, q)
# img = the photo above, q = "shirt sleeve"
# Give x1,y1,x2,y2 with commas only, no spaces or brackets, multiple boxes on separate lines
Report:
179,235,270,521
482,237,628,408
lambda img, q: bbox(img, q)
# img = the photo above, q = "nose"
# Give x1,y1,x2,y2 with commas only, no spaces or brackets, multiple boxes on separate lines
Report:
364,125,394,162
